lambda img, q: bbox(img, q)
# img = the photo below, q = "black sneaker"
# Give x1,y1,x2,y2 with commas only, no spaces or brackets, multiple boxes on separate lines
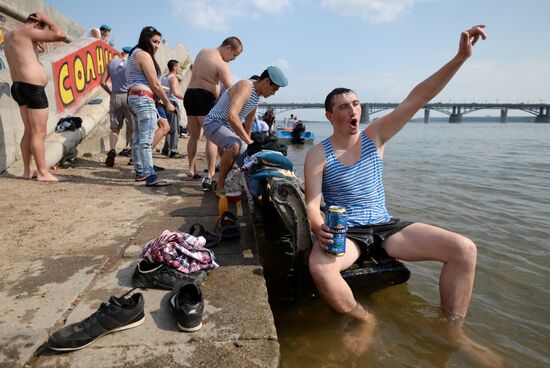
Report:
132,260,206,290
169,282,204,332
201,177,212,191
48,293,145,351
105,149,116,167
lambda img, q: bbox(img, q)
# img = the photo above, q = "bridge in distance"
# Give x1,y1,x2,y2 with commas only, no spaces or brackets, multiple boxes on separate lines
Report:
258,102,550,123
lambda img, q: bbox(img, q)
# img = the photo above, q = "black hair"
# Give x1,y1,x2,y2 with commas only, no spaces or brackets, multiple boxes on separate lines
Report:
26,13,45,29
99,26,110,31
324,88,356,112
133,26,162,75
258,69,277,86
249,75,260,80
167,59,179,72
220,36,243,51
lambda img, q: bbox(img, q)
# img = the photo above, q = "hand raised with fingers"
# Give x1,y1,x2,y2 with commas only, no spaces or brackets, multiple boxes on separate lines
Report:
458,24,487,58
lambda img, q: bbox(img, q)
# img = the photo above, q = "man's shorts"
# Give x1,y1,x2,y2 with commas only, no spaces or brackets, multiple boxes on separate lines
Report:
109,92,134,130
184,88,216,116
346,218,413,256
204,121,248,167
10,82,48,109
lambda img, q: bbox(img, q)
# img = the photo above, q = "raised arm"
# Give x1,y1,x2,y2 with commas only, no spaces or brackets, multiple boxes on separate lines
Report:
367,25,487,148
304,144,333,249
26,12,67,42
226,81,253,144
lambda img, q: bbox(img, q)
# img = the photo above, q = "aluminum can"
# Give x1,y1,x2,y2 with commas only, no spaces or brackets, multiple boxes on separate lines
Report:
326,206,347,256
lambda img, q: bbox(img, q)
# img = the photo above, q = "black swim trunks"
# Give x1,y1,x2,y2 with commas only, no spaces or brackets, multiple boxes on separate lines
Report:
10,81,49,109
184,88,216,116
347,218,413,256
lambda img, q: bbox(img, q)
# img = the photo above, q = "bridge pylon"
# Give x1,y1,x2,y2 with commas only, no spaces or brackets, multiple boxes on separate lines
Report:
500,109,508,123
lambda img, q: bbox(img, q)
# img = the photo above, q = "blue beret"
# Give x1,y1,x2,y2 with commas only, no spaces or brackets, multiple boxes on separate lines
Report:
267,66,288,87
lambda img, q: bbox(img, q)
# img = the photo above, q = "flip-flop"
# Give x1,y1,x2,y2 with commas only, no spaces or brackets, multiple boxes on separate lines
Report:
186,223,222,248
146,180,171,187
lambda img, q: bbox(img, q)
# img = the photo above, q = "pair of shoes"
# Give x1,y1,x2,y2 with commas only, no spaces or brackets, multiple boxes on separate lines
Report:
201,177,213,191
146,180,171,187
118,148,131,157
187,223,222,248
48,293,145,351
132,260,206,289
135,174,146,182
153,165,165,171
161,149,169,157
169,282,204,332
215,211,241,239
105,149,116,167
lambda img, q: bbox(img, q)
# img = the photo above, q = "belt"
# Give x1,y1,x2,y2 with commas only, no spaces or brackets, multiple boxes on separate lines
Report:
128,89,155,99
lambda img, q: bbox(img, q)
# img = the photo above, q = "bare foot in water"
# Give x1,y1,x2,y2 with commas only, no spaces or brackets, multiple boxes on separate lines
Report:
342,313,377,357
36,172,64,182
444,321,504,368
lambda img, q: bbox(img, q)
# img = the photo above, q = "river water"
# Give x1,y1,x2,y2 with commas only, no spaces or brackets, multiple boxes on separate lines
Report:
258,121,550,368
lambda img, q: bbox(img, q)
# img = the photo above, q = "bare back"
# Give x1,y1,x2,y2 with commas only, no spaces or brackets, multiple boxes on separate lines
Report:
187,48,230,98
4,25,48,86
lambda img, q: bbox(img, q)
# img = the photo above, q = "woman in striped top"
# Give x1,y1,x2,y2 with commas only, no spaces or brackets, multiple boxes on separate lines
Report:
304,26,495,362
126,26,174,187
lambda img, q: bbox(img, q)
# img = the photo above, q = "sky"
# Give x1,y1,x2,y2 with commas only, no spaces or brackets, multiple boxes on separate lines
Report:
45,0,550,120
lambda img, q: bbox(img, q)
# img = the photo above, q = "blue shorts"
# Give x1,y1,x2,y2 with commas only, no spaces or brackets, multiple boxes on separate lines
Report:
156,105,167,120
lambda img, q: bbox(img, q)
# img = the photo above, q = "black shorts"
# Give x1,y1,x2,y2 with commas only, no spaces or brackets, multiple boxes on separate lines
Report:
347,218,413,256
11,81,49,109
184,88,216,116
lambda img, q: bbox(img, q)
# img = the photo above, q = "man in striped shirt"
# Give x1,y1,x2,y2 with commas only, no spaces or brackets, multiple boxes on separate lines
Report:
304,25,497,361
203,66,288,195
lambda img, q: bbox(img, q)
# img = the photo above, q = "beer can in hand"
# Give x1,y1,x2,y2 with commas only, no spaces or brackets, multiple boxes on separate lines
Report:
326,206,347,256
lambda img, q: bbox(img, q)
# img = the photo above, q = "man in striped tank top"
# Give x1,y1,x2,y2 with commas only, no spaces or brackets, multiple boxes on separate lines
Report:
305,26,495,359
204,66,288,195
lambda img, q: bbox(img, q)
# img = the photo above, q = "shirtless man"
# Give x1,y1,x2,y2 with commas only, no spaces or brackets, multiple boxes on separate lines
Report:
5,12,67,181
184,37,242,189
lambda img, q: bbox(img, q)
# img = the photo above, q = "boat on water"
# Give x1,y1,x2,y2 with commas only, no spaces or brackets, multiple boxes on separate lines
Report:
276,129,315,144
275,119,315,144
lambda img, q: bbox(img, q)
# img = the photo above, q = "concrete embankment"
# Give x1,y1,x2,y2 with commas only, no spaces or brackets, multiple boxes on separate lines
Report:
0,141,279,368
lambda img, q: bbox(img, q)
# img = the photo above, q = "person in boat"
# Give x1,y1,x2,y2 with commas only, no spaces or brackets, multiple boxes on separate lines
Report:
291,119,306,143
304,26,500,365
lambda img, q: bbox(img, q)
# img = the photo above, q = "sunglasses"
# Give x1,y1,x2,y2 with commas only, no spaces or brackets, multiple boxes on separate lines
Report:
144,26,159,33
